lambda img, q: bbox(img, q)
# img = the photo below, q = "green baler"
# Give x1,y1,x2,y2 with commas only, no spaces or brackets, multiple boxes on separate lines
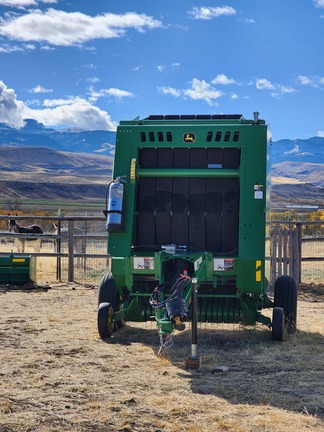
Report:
97,113,297,349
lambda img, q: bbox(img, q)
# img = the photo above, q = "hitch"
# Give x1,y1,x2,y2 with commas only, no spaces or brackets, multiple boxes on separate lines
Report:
185,278,201,369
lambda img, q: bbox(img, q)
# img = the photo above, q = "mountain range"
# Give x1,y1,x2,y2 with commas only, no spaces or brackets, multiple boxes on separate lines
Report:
0,119,116,155
0,119,323,205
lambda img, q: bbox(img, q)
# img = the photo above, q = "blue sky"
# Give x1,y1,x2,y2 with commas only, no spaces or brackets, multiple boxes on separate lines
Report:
0,0,323,140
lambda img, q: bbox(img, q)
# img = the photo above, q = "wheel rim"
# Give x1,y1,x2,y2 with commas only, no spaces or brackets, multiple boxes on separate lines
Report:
107,305,113,334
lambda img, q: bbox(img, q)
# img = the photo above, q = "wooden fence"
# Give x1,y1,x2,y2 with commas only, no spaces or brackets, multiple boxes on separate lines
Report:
0,216,323,284
270,221,323,285
0,215,107,282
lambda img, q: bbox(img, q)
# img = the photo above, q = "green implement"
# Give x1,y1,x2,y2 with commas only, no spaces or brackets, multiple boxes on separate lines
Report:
0,254,36,285
97,113,298,354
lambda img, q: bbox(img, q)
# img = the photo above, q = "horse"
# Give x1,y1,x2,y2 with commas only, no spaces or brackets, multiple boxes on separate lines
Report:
8,219,43,253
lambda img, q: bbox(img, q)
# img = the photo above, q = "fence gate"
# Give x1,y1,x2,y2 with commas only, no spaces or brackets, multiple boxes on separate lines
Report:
270,224,302,286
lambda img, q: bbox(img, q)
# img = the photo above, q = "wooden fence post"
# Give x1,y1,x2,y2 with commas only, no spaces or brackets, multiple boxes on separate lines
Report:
270,225,277,287
271,223,302,288
68,220,75,282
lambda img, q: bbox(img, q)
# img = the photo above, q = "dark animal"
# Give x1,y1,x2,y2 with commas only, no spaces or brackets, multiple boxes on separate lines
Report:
8,220,43,252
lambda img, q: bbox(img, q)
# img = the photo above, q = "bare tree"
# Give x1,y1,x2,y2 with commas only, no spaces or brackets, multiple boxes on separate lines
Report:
5,198,22,211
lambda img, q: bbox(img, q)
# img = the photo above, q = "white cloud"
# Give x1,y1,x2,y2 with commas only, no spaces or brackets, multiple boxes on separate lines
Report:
158,86,181,97
256,78,296,97
0,43,23,53
0,0,57,7
0,80,27,127
104,88,134,99
43,97,79,107
30,84,53,93
40,44,55,51
88,86,134,102
29,100,117,130
256,78,275,90
0,9,162,46
297,75,313,85
85,76,100,84
239,18,255,24
297,74,324,87
157,63,180,73
23,43,36,50
230,93,238,100
0,80,117,130
183,78,224,106
314,0,324,8
277,85,295,94
0,42,37,52
212,73,236,85
188,6,236,20
317,130,324,137
159,78,225,105
83,63,97,71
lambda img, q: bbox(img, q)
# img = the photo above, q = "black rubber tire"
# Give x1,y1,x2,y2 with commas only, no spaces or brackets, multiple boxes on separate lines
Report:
272,307,284,341
98,272,117,306
274,275,297,334
98,272,125,330
98,302,114,338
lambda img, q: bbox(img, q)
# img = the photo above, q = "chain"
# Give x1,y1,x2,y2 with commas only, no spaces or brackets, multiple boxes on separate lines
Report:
158,333,174,355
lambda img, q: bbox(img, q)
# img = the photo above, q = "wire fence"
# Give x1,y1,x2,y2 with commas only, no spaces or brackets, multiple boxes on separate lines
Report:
0,216,323,286
0,215,109,285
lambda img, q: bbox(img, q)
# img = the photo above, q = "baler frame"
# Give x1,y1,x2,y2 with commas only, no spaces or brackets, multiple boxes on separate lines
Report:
97,114,297,350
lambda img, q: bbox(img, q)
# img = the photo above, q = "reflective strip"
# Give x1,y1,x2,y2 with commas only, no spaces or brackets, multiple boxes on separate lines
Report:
256,260,262,282
130,158,136,180
256,270,262,282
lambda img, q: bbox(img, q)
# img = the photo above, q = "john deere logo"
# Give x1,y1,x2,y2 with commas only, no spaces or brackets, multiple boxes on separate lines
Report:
183,132,196,143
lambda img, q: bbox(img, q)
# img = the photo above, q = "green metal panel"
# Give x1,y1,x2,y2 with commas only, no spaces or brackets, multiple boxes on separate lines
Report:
106,114,271,327
0,255,36,285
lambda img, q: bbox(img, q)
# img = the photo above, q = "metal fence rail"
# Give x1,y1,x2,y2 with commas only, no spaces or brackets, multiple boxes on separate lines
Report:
0,216,323,285
0,215,108,283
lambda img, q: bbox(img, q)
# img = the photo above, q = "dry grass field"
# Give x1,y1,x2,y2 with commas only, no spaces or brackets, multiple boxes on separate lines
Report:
0,275,323,432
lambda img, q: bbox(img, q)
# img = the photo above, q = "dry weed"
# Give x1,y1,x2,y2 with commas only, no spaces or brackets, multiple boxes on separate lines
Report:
0,284,323,432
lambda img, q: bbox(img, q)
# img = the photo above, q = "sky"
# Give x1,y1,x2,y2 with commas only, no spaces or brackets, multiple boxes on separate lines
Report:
0,0,323,141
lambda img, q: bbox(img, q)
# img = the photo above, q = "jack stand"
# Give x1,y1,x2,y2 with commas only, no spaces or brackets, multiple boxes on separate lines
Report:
185,278,201,369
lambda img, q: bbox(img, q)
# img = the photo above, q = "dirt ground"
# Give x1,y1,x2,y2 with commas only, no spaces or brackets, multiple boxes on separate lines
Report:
0,279,323,432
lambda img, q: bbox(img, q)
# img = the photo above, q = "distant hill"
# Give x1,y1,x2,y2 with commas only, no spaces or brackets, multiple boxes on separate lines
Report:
1,119,323,163
0,146,113,201
0,146,113,175
0,121,323,205
0,119,116,154
271,137,324,188
271,136,324,165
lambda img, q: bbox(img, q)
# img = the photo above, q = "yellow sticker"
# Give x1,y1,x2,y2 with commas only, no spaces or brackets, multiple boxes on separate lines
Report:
13,259,25,263
256,270,262,282
130,158,136,180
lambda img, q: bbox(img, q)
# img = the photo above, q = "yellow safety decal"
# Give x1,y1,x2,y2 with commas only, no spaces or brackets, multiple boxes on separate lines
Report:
256,260,262,282
130,158,136,180
13,258,25,263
